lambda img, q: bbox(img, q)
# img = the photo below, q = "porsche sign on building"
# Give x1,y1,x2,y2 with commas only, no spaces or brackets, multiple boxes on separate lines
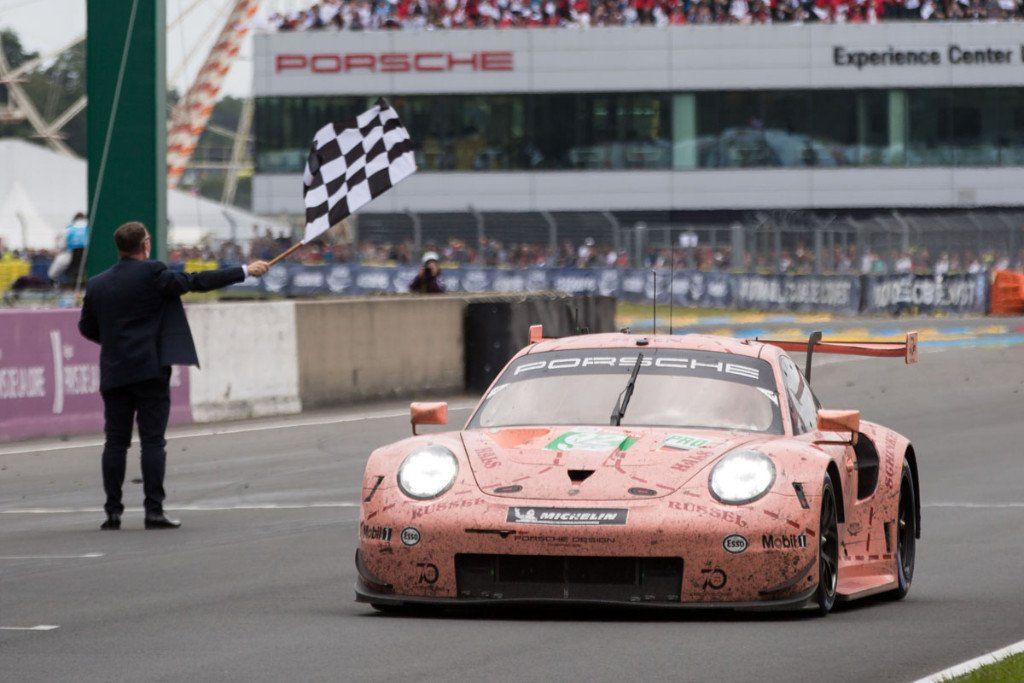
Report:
252,23,1024,215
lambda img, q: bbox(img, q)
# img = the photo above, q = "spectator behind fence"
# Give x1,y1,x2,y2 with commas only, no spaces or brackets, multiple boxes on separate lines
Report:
50,212,90,287
409,251,445,293
258,0,1024,33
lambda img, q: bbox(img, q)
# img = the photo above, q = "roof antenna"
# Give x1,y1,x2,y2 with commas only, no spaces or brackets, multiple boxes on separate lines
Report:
651,270,657,335
668,230,675,336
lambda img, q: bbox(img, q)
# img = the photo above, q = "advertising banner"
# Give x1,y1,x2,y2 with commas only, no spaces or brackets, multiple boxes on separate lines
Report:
733,274,862,313
223,263,988,314
0,310,192,442
862,273,989,314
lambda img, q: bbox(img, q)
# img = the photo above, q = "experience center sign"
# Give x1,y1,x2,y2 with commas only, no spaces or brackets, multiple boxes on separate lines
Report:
833,44,1024,69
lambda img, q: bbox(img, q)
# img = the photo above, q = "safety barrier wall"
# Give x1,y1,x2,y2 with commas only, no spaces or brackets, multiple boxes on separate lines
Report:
0,309,192,442
464,295,617,393
187,301,302,422
293,297,467,408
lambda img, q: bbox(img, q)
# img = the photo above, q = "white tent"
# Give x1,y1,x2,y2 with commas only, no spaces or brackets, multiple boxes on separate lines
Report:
0,179,57,250
0,138,287,251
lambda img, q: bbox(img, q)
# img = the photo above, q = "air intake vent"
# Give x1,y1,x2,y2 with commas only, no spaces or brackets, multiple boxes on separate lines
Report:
568,469,594,484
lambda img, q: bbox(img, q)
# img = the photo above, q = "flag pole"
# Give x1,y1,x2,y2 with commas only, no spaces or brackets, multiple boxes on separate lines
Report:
267,242,303,267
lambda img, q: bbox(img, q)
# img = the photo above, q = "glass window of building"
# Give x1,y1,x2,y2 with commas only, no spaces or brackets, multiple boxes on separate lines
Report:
254,88,1024,174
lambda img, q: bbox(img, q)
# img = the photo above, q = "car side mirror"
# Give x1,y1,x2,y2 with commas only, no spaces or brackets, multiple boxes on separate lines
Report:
411,402,447,435
815,409,860,445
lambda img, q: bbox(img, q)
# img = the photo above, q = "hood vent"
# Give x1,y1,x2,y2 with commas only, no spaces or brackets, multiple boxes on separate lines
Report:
567,469,595,484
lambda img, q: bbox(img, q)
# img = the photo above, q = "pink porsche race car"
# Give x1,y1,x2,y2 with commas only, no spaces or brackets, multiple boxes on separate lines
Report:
355,327,920,615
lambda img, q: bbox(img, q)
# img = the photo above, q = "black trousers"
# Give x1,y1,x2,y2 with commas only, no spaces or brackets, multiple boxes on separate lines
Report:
100,368,172,516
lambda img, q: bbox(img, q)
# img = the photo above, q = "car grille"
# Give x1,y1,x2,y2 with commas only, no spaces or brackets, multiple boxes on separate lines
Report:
455,554,683,603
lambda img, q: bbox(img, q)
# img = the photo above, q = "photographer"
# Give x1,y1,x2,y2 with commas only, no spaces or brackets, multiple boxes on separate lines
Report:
409,251,445,293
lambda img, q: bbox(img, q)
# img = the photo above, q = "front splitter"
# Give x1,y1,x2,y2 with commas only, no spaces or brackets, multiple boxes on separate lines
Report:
355,579,818,613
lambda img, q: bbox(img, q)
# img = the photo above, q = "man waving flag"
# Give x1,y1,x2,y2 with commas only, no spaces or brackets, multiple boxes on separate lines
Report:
301,98,416,244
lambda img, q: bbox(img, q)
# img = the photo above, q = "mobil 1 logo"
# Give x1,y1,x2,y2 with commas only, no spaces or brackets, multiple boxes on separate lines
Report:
761,533,807,550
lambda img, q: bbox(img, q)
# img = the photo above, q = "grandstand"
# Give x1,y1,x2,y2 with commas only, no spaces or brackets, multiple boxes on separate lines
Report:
251,21,1024,271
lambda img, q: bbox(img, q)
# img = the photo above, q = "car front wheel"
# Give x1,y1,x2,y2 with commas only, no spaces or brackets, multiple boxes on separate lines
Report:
814,473,839,616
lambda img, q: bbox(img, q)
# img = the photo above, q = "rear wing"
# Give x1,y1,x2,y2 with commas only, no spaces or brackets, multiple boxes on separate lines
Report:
754,330,918,384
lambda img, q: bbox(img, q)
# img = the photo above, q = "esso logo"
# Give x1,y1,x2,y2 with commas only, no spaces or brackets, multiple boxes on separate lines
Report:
400,527,421,547
723,534,748,554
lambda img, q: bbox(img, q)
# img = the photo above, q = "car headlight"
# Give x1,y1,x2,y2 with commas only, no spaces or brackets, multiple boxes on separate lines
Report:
709,450,776,505
397,446,459,500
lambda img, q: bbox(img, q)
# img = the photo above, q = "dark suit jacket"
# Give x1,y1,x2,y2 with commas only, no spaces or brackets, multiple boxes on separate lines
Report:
78,258,245,391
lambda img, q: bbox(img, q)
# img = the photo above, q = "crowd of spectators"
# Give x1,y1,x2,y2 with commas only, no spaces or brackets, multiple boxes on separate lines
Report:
260,0,1024,32
2,235,1021,293
158,232,1024,276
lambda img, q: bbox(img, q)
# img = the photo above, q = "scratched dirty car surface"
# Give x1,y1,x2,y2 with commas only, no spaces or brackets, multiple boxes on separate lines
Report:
357,333,914,606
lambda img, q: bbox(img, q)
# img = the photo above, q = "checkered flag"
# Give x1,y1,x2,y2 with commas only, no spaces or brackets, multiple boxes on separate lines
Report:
301,98,416,243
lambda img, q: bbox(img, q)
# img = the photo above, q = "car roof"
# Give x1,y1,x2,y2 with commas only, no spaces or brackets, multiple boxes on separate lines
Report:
525,332,778,361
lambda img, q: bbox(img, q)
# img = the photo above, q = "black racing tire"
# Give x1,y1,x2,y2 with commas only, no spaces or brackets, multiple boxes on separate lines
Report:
888,463,917,600
814,473,840,617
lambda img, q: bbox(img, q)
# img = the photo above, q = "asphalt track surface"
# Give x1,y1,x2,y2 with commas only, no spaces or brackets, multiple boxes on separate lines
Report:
2,343,1023,682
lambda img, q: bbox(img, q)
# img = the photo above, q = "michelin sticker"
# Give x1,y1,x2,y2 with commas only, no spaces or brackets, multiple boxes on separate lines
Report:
662,434,714,451
545,430,635,452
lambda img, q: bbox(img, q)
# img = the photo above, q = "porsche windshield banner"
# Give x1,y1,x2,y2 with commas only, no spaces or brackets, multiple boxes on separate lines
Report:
506,349,776,390
507,507,628,526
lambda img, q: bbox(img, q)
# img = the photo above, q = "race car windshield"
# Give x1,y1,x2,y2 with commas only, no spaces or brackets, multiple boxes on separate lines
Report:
470,348,783,434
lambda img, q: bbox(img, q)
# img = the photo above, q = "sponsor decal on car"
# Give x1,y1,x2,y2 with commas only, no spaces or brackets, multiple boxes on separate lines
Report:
662,434,715,451
701,564,728,590
545,430,636,452
506,506,628,526
475,445,501,469
513,534,615,544
416,562,438,584
761,533,808,549
667,500,748,527
512,355,762,382
411,497,488,520
400,527,421,546
670,450,718,474
723,534,748,554
360,523,392,542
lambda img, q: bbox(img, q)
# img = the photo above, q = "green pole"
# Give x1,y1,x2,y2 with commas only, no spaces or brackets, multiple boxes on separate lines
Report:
85,0,166,276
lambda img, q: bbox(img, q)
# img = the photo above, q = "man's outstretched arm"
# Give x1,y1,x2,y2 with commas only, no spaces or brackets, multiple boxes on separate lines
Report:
154,260,269,296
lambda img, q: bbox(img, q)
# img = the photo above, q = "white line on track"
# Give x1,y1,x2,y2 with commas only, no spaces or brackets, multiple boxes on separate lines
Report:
0,553,104,559
0,502,361,514
0,625,60,631
912,638,1024,682
0,402,477,457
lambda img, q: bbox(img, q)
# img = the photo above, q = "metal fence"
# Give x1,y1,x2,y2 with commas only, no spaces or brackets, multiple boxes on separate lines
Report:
344,207,1024,272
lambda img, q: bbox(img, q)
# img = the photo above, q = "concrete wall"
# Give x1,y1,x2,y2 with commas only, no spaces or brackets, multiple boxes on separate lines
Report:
293,297,466,408
187,301,302,422
1,295,613,442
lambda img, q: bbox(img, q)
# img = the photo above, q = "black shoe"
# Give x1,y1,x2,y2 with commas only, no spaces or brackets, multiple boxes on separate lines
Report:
144,513,181,529
100,513,121,530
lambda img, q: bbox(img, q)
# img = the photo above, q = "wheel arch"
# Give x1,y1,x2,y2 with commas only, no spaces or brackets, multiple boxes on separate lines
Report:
825,460,845,524
904,443,921,538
